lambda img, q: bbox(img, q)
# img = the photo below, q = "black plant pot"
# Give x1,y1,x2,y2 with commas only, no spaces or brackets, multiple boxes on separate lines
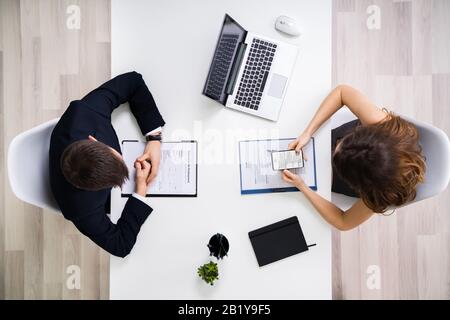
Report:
207,233,229,259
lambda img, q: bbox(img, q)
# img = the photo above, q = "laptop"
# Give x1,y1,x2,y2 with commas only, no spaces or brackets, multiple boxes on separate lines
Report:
203,14,298,121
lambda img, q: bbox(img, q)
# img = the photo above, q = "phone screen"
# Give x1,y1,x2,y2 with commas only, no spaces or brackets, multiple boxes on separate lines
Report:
271,150,304,170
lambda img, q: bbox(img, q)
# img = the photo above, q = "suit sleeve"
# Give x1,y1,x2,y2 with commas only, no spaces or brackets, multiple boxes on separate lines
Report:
71,196,152,258
79,71,165,135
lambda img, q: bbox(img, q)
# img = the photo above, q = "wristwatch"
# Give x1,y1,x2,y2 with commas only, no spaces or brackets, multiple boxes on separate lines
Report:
146,133,162,142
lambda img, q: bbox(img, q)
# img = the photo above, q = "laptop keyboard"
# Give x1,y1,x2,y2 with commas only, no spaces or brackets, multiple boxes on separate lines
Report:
204,34,239,100
234,38,277,110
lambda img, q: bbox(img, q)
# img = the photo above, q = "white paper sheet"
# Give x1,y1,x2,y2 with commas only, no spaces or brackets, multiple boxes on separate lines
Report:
121,140,197,196
239,138,317,194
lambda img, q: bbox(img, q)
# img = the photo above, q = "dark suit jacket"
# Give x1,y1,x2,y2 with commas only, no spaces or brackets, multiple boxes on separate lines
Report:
49,71,165,258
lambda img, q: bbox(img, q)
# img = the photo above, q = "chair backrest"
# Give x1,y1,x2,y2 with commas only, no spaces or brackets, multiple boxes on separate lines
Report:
331,108,450,205
7,118,60,213
402,114,450,202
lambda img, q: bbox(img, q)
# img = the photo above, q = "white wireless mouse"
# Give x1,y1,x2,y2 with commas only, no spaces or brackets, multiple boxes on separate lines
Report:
275,15,302,37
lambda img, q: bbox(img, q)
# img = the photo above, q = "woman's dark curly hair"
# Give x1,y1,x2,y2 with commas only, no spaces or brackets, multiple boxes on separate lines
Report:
332,112,426,213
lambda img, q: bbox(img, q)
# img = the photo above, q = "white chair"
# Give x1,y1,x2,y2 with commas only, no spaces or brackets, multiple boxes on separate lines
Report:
7,118,60,213
330,107,450,210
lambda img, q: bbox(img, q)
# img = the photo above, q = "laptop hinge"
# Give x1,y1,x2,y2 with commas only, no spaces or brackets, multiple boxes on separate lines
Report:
225,42,247,96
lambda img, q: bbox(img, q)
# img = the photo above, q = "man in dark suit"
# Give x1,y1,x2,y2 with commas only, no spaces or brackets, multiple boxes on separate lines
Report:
49,71,165,257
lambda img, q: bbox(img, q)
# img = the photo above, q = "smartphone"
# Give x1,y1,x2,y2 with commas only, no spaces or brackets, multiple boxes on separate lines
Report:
271,149,304,170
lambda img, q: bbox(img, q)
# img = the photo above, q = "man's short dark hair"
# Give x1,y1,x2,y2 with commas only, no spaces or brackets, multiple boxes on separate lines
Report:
61,140,129,191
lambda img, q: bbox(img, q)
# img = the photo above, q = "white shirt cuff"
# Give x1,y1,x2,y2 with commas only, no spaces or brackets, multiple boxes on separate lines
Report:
132,192,148,204
145,126,162,136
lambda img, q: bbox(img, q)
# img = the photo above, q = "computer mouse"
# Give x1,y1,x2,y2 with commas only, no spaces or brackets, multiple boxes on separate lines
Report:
275,15,302,37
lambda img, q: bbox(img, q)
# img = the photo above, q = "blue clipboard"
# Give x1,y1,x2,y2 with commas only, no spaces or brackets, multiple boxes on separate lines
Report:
239,138,317,195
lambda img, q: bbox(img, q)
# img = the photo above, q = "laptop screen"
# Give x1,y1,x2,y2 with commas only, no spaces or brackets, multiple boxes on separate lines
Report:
202,14,247,105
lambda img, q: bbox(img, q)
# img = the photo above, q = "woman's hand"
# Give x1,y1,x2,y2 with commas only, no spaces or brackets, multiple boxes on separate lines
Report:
134,160,151,197
288,131,312,152
136,140,161,184
282,169,305,190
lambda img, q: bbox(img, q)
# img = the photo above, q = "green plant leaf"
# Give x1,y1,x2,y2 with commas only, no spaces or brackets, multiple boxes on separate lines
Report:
197,261,219,285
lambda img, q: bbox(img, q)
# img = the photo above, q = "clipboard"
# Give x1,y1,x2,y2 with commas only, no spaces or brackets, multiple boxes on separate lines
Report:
121,140,198,197
238,138,317,195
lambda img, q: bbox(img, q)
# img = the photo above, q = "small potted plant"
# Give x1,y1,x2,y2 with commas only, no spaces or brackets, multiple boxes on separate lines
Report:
197,233,229,286
197,261,219,286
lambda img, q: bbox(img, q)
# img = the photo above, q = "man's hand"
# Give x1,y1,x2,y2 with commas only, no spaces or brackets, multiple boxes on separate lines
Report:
135,160,151,197
282,169,305,190
136,140,161,184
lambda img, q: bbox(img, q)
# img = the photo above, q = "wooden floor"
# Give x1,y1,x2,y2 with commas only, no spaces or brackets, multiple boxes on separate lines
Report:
0,0,448,299
0,0,111,299
332,0,450,299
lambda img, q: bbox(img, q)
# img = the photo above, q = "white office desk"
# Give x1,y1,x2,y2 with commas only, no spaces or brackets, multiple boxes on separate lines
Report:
110,0,332,299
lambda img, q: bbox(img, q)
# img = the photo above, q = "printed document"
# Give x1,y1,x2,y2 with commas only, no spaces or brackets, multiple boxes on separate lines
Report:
239,138,316,194
121,140,197,196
